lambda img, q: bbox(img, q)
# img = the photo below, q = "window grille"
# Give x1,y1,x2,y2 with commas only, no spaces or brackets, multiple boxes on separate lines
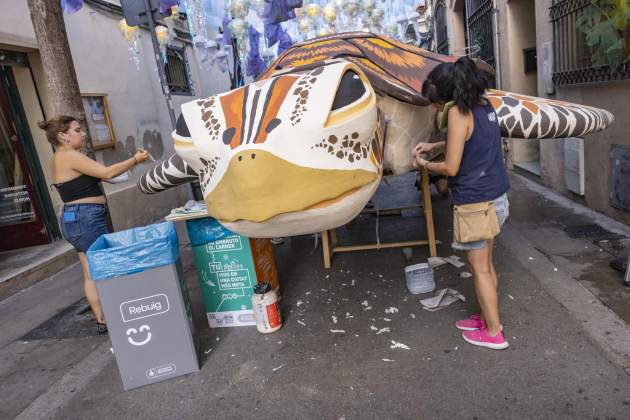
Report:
165,46,193,96
550,0,630,85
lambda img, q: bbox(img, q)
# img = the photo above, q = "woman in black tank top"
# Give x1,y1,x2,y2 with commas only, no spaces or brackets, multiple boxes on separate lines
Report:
39,116,150,333
411,57,511,350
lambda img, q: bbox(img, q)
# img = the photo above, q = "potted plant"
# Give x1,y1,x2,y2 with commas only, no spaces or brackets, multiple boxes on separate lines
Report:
577,0,630,70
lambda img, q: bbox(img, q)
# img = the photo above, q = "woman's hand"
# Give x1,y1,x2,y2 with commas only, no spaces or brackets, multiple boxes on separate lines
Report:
134,149,150,164
412,142,434,156
413,154,429,169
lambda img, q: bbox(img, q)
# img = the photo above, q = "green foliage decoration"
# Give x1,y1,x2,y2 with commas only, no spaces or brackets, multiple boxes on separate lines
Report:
576,0,630,69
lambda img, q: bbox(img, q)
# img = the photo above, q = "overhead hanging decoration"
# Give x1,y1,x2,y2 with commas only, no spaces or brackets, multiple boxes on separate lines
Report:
118,18,141,70
155,25,172,62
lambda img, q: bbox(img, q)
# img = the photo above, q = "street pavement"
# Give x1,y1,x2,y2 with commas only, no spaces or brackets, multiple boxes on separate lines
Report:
1,172,630,419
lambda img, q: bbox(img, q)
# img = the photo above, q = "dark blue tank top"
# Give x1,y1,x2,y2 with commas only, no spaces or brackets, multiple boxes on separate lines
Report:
448,101,510,205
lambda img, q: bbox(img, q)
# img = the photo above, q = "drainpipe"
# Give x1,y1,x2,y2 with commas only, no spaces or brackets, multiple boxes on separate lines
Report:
492,0,502,89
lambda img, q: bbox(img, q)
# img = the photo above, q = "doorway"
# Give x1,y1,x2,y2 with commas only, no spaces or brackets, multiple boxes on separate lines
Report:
0,56,58,251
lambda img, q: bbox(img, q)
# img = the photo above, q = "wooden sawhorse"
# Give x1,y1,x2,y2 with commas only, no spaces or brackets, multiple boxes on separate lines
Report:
321,167,437,268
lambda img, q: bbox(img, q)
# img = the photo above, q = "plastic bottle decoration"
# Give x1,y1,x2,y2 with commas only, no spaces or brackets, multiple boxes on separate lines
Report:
155,25,171,62
297,16,313,38
305,3,322,19
215,50,229,73
250,0,265,15
370,7,384,32
118,18,141,70
229,0,250,19
322,2,337,32
228,17,250,69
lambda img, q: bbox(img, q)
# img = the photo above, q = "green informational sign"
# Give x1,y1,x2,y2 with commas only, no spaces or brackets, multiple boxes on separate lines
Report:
190,230,257,327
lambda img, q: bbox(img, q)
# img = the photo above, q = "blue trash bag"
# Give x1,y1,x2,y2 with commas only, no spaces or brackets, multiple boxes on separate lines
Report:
186,217,236,247
87,221,180,280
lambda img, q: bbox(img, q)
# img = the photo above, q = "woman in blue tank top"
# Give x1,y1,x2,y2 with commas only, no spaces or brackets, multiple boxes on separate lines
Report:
413,57,510,350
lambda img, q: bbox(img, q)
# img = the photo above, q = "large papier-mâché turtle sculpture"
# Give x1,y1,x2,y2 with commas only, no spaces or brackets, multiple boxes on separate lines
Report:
139,32,614,238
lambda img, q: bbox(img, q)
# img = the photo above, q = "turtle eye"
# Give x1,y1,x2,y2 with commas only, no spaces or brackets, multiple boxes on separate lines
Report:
331,70,366,111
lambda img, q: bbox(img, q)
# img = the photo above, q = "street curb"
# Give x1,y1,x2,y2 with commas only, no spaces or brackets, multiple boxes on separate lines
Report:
501,223,630,373
15,340,113,420
0,246,78,302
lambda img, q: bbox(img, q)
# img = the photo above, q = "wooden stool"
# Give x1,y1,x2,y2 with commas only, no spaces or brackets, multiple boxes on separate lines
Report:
321,167,437,268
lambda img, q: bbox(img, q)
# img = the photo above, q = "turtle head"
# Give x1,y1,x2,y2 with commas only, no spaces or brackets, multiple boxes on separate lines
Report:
178,61,383,237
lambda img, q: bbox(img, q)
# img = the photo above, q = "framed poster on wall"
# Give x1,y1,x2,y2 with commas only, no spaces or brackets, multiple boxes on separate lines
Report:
81,93,116,150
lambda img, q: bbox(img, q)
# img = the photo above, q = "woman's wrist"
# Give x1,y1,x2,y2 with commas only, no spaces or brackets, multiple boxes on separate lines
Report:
133,155,138,165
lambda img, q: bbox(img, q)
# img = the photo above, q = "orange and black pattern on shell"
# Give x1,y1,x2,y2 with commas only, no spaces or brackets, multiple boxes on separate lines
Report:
487,90,614,139
258,32,455,106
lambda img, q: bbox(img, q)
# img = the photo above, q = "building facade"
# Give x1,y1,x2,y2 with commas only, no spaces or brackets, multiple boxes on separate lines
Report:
0,0,230,251
434,0,630,225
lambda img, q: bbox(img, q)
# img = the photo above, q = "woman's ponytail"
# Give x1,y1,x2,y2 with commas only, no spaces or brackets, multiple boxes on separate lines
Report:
422,56,490,113
451,56,489,113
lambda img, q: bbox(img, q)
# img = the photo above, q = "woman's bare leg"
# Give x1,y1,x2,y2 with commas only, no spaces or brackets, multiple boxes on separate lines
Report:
78,252,105,324
466,245,501,336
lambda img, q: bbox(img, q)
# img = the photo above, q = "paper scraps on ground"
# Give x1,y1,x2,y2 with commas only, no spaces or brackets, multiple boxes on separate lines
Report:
444,255,466,268
204,348,213,354
330,329,345,333
460,271,472,279
297,320,306,326
296,300,304,307
382,358,395,362
331,315,338,324
376,327,390,335
385,307,399,314
428,256,447,269
272,364,284,372
361,300,369,306
390,340,411,350
167,200,207,218
420,288,466,311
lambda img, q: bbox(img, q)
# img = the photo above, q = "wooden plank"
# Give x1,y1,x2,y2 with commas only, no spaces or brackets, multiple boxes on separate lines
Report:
420,167,437,257
332,240,430,253
322,230,332,269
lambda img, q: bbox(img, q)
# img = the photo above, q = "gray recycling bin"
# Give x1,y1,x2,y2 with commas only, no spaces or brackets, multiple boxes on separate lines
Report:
87,221,199,390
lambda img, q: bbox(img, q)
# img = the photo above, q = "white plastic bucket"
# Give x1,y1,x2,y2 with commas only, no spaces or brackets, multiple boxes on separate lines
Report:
404,262,435,294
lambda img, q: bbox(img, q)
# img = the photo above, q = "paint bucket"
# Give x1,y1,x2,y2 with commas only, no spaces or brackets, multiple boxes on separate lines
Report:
252,282,282,333
404,262,435,294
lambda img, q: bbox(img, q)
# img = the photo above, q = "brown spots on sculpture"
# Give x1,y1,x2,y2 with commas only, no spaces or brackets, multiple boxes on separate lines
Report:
199,97,220,141
198,156,221,190
291,69,320,126
311,132,371,164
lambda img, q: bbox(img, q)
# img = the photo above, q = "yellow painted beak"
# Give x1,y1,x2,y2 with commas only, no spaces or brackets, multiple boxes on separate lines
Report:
206,150,378,222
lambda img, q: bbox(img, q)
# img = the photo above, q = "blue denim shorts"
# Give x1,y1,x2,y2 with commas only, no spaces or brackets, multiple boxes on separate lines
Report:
60,203,111,253
452,193,509,251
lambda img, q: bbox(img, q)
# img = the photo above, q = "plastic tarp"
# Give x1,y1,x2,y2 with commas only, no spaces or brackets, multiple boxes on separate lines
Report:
185,217,234,247
87,221,180,280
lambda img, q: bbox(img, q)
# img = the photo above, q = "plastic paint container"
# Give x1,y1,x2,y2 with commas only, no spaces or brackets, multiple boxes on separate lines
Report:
404,262,435,294
252,282,282,333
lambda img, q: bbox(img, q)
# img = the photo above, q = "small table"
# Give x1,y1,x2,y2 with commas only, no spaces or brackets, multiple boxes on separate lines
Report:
321,167,438,269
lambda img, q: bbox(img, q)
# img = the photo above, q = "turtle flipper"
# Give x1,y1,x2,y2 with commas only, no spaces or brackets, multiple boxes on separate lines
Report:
487,89,614,138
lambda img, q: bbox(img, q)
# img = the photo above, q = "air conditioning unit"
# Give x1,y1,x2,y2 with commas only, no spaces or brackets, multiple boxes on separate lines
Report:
564,137,584,195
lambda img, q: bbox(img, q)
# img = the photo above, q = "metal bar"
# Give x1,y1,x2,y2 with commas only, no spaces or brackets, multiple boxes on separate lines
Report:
142,0,176,130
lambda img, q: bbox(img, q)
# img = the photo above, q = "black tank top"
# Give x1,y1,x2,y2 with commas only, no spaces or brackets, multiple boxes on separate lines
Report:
54,174,104,203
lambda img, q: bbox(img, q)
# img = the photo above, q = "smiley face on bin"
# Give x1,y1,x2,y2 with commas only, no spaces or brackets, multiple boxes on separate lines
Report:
126,324,152,346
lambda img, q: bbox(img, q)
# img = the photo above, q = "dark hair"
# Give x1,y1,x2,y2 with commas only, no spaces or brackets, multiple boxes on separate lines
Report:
37,115,77,146
421,56,489,113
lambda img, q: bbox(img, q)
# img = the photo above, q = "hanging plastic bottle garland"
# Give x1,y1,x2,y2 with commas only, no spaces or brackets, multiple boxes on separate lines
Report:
155,25,171,62
118,18,141,70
